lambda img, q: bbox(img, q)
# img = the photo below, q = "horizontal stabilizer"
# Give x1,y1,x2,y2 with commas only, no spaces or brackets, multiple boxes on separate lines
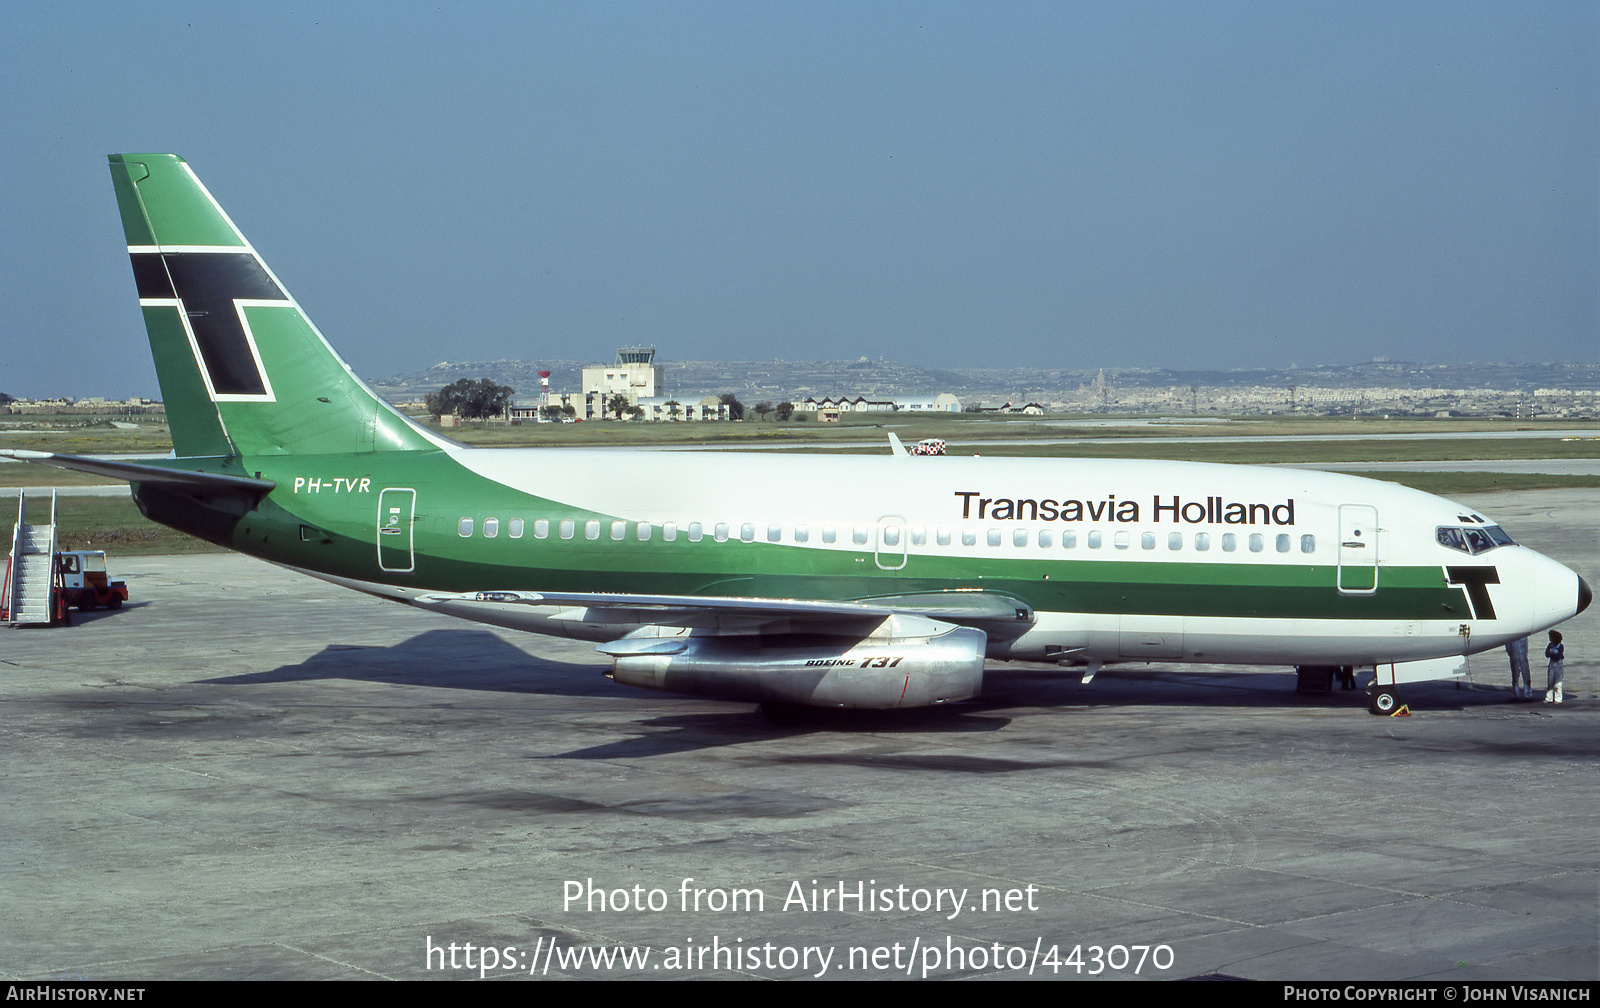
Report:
0,450,276,495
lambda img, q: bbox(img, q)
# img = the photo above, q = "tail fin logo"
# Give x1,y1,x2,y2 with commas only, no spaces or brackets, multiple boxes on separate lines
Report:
130,249,283,401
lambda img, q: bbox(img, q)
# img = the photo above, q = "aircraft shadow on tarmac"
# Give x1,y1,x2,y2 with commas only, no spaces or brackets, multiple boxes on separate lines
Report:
546,707,1017,760
196,629,1020,757
187,629,1551,762
198,627,1527,715
549,670,1563,761
978,665,1521,715
199,628,627,698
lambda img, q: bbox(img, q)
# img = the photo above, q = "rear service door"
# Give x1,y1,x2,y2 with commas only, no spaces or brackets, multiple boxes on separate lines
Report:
377,488,416,573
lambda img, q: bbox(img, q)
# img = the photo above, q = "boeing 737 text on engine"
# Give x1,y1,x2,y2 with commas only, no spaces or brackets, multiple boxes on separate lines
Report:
3,155,1589,716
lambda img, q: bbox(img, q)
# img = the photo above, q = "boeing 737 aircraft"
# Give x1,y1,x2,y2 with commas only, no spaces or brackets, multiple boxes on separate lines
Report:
4,155,1590,715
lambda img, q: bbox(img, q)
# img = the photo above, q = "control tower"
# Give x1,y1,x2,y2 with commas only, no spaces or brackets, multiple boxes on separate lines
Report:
582,346,665,415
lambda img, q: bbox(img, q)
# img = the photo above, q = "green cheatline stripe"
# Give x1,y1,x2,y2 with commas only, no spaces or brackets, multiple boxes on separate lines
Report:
243,491,1469,623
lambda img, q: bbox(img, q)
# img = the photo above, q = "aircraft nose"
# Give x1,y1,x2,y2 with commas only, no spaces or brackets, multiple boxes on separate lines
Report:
1528,553,1588,630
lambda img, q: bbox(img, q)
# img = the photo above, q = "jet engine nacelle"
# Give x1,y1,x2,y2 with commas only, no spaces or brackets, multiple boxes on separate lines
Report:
597,618,987,709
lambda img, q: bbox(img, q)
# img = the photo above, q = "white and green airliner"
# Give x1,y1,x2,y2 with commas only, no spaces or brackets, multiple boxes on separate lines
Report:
6,154,1590,714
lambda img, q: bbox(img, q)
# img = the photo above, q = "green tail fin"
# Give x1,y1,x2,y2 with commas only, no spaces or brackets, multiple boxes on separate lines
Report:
108,154,447,458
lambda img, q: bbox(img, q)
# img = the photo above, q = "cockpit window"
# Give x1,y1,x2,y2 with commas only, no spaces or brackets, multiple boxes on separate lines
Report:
1437,524,1514,555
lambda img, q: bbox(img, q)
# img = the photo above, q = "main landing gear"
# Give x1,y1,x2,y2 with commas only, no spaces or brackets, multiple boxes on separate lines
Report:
1367,686,1400,716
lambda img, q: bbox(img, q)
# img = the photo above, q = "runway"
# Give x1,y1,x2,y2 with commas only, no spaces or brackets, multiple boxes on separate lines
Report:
0,490,1594,980
4,440,1598,499
650,426,1600,451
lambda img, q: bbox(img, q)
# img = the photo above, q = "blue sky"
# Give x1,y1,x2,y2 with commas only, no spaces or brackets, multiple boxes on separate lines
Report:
3,1,1595,398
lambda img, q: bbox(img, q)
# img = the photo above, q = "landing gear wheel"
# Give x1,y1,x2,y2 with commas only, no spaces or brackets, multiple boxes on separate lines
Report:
1368,687,1399,716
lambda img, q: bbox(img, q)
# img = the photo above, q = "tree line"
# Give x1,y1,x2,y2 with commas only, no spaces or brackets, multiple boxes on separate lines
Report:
424,379,803,423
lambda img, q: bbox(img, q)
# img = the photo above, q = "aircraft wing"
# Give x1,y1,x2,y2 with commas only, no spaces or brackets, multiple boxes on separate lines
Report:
0,450,276,495
413,588,1035,637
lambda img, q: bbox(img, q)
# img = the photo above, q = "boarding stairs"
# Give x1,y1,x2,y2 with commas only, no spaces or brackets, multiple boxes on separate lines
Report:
3,490,60,626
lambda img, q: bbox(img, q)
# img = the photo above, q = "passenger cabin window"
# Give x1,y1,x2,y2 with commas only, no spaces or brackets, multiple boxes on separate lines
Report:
533,519,549,539
1168,532,1183,550
852,526,869,545
1087,530,1101,549
987,529,1003,547
740,523,755,542
585,520,600,540
1038,530,1054,548
962,530,977,546
636,522,653,541
457,518,473,537
714,523,729,542
1195,532,1209,551
1113,531,1130,550
1300,534,1315,553
1221,533,1236,552
1249,533,1264,553
936,528,951,546
822,525,837,544
1275,534,1290,553
688,522,703,542
483,517,499,538
663,522,677,541
559,519,575,540
767,524,782,542
611,521,626,540
1141,532,1155,550
1012,529,1028,547
509,518,524,539
795,525,809,543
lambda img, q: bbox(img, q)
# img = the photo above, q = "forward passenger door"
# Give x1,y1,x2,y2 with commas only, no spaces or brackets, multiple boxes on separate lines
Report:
1337,504,1379,594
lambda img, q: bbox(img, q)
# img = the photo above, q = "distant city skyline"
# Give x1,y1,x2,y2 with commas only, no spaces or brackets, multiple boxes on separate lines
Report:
4,2,1594,399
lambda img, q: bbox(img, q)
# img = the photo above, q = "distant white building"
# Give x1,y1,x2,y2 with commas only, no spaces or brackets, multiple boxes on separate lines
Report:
633,396,730,422
507,392,580,421
894,394,962,412
801,393,960,413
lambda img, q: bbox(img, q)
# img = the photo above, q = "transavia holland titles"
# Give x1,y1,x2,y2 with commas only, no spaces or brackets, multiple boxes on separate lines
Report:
953,492,1297,525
